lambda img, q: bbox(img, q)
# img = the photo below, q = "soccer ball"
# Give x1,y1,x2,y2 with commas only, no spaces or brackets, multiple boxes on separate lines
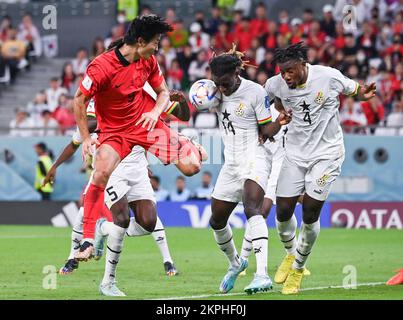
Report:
189,79,222,111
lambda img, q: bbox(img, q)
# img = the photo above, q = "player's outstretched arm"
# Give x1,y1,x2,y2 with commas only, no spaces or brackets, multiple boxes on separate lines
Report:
259,111,292,143
73,89,99,159
169,90,190,121
355,82,376,101
136,80,170,131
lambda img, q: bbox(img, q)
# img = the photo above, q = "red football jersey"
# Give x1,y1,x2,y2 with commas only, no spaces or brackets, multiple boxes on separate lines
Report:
79,46,164,133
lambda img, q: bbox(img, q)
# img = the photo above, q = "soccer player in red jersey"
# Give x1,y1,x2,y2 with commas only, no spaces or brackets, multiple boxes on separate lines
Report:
73,15,206,262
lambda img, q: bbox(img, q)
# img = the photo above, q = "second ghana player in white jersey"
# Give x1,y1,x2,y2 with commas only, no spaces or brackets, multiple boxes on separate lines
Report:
265,42,376,295
208,47,291,295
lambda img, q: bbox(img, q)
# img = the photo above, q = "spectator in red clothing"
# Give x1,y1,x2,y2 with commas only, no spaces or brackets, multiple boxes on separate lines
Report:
0,15,12,43
214,22,234,53
361,95,385,133
234,17,253,52
383,34,403,68
289,18,303,44
258,49,276,77
265,21,278,50
277,10,290,35
250,2,269,39
231,10,244,34
307,20,327,49
392,11,403,35
61,62,76,94
340,96,368,133
333,22,346,49
189,22,210,54
379,69,401,112
169,19,189,48
53,95,76,133
301,8,314,35
167,58,184,90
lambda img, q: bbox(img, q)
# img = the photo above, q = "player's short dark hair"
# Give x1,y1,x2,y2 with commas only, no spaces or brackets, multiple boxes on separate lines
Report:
151,175,160,184
273,41,308,65
108,15,172,50
176,175,185,181
203,171,212,177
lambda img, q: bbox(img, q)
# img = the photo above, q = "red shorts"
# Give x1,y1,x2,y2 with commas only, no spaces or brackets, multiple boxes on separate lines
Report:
97,120,200,164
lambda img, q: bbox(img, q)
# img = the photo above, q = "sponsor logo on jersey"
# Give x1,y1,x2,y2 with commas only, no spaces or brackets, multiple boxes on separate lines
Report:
316,174,330,187
235,103,246,117
314,91,325,104
265,96,270,109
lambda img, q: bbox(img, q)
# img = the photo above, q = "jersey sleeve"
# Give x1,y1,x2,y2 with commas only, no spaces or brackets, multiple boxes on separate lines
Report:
164,101,179,115
264,76,279,102
254,85,273,125
329,68,360,96
148,56,164,89
86,99,96,117
79,62,108,98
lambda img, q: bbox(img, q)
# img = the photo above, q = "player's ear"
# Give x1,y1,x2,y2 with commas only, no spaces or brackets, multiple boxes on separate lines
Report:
137,37,146,47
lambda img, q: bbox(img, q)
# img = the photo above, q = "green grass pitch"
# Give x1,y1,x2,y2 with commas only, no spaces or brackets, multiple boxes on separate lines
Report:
0,225,402,300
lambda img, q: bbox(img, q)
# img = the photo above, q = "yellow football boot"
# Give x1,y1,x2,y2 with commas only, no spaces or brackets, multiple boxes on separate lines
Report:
282,268,305,295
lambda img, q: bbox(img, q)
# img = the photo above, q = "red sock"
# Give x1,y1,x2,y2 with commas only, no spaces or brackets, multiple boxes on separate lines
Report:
102,204,113,222
83,183,105,240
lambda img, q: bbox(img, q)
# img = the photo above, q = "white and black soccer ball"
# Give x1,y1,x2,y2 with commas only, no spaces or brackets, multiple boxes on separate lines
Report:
189,79,222,111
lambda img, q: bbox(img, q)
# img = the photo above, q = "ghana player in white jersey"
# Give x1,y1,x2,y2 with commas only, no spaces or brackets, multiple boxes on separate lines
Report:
208,46,291,295
266,42,376,295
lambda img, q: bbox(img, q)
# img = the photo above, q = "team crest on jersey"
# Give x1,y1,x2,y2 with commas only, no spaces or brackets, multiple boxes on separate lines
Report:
316,174,330,187
314,91,325,104
235,103,246,117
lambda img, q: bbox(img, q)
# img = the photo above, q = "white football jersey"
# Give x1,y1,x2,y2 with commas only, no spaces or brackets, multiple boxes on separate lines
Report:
217,77,272,166
265,64,359,162
263,103,287,155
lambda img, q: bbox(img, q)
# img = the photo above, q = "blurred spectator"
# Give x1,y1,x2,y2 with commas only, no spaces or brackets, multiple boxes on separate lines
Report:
379,69,400,112
250,2,270,39
169,176,191,202
357,21,377,58
46,77,68,112
189,22,210,53
256,69,269,86
289,18,303,44
233,0,252,17
165,7,176,26
139,4,153,16
159,37,176,69
150,176,169,201
320,4,336,38
340,96,368,133
1,28,26,84
9,109,35,137
34,142,53,201
61,62,76,94
194,10,207,33
167,58,184,90
213,22,234,53
234,17,253,52
361,95,385,133
26,91,48,122
264,21,278,50
0,15,12,42
206,7,224,36
194,171,214,199
36,110,60,136
386,94,403,127
188,50,209,82
307,20,327,49
302,8,315,35
258,49,276,78
278,10,291,35
71,48,89,76
91,37,106,60
18,14,41,60
104,24,125,50
169,19,189,48
53,94,76,133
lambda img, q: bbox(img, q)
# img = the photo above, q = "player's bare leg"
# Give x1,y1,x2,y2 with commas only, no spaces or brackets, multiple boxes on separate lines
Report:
76,144,120,261
242,180,272,294
281,194,322,294
128,200,178,276
210,198,247,293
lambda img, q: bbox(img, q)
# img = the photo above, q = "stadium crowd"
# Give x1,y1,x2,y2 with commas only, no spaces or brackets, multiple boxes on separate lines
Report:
3,0,403,137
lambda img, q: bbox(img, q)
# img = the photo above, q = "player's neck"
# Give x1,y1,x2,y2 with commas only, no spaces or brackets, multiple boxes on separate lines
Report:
119,44,140,63
296,65,309,88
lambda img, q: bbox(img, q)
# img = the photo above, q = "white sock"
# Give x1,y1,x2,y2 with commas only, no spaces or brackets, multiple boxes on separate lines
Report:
126,217,151,236
276,215,297,255
213,224,240,269
102,224,126,285
152,217,173,263
248,215,268,276
240,222,253,260
292,221,320,270
68,207,83,260
100,220,114,237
